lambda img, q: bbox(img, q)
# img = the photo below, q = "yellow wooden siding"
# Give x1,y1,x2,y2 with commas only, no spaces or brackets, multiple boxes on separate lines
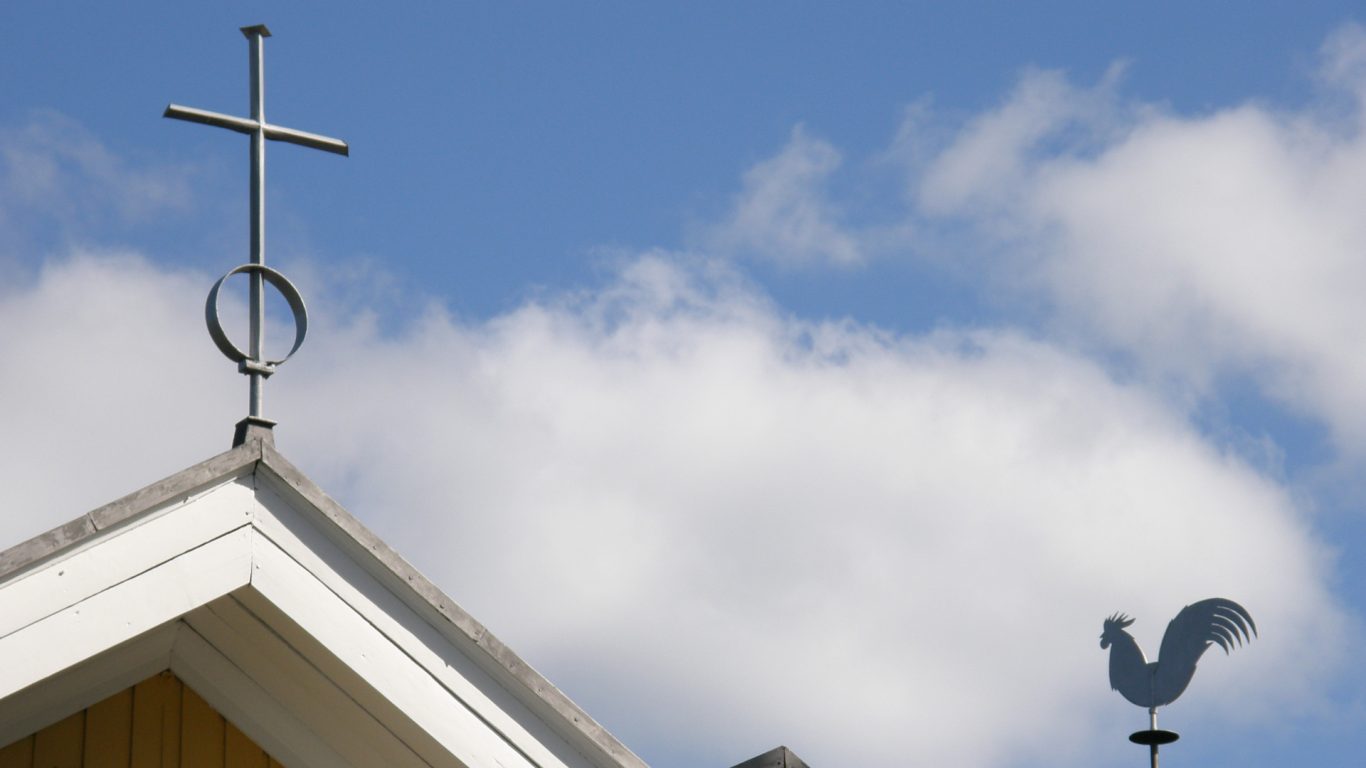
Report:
0,671,284,768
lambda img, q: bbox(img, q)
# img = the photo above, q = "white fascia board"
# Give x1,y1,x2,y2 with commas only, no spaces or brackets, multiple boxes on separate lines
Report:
0,477,257,639
249,473,606,768
0,524,253,699
247,532,537,768
254,454,643,768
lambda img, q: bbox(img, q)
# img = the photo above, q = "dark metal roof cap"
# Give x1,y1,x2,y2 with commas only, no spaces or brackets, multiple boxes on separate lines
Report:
729,745,811,768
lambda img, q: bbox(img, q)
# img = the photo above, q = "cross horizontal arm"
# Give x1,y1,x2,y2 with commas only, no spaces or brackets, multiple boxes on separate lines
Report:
262,124,349,156
164,104,256,135
163,105,349,156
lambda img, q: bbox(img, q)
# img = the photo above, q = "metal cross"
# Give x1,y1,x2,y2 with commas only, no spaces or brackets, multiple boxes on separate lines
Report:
164,24,347,429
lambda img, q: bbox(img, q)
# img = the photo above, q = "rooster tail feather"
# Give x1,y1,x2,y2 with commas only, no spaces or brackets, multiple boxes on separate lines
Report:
1150,598,1257,707
1216,604,1256,641
1213,614,1247,649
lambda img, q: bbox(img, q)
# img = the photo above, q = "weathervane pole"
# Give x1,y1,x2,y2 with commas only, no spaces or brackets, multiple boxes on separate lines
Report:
1147,708,1160,768
164,24,348,446
1128,708,1176,768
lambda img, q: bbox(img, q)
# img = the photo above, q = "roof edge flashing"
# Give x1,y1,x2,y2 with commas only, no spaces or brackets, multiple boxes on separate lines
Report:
0,441,265,584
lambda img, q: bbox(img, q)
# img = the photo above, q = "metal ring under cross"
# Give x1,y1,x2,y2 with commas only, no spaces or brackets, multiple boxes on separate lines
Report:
205,264,309,376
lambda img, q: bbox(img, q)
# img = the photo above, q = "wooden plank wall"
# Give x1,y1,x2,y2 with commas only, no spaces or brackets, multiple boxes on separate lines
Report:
0,671,283,768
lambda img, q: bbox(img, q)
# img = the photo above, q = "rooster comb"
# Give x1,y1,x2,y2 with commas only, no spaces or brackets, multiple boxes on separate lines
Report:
1104,612,1135,631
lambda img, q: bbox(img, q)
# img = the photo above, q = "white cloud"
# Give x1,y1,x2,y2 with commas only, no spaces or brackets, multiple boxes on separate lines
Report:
0,253,237,547
711,23,1366,464
0,252,1343,767
276,256,1341,766
918,66,1124,218
1318,22,1366,96
711,126,865,267
0,112,191,248
908,27,1366,458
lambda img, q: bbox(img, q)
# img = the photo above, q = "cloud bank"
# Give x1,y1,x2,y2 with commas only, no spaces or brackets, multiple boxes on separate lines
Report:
0,251,1342,767
917,31,1366,458
720,26,1366,465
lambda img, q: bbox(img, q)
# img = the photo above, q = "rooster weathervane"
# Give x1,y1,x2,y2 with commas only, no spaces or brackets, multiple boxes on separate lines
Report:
1099,597,1256,767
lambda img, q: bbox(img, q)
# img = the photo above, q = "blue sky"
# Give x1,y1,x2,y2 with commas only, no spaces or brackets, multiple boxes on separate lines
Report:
3,4,1366,767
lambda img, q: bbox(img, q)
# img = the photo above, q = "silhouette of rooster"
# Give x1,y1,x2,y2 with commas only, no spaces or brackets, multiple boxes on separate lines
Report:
1099,598,1256,708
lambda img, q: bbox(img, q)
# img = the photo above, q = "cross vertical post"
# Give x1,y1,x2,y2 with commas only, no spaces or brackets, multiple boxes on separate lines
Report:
247,25,268,421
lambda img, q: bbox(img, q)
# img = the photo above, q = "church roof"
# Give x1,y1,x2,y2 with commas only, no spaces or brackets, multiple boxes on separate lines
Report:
0,430,647,768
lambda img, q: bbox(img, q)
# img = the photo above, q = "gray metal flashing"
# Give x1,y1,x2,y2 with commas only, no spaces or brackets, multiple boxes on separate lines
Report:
0,434,648,768
0,516,96,583
0,440,262,581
